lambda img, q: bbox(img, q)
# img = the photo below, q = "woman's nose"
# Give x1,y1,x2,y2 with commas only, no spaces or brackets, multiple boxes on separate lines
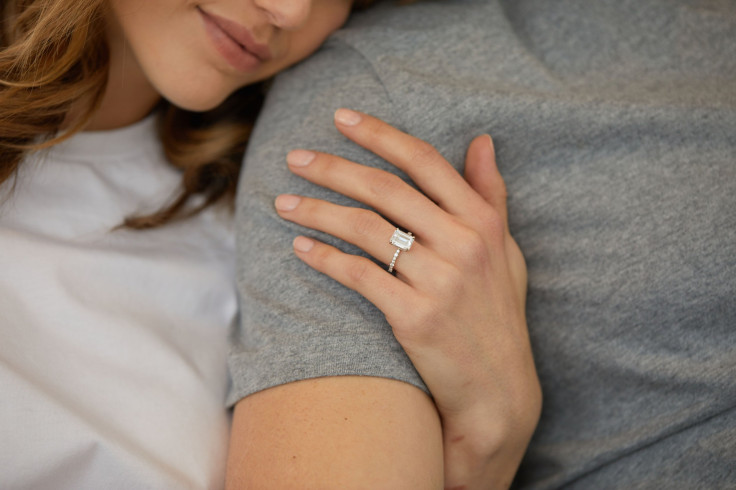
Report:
253,0,312,30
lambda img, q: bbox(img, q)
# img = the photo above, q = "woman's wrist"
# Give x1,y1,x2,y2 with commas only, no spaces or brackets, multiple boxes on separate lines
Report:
440,381,542,489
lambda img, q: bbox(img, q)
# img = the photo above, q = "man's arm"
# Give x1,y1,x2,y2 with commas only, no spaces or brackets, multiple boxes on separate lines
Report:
226,376,443,489
225,9,481,485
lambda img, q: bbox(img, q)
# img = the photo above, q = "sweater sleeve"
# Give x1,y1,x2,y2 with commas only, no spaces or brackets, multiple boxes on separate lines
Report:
226,38,428,406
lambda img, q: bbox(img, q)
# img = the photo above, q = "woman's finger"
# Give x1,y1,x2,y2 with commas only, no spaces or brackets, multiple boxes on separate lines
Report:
291,235,418,322
286,149,456,251
332,108,488,218
463,134,509,225
274,194,439,285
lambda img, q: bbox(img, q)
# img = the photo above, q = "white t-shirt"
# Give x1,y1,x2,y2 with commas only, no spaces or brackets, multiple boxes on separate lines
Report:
0,116,236,489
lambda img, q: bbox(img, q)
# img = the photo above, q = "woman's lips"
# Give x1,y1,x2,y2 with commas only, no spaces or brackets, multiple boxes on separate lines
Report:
197,7,271,72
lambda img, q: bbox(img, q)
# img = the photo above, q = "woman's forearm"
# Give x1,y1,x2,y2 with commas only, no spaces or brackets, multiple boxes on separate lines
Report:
441,390,542,489
438,333,542,489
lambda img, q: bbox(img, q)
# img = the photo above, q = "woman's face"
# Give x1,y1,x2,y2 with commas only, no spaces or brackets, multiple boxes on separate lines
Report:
107,0,353,111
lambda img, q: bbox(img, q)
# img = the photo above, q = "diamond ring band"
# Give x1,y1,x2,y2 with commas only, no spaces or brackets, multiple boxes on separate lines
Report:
388,228,414,273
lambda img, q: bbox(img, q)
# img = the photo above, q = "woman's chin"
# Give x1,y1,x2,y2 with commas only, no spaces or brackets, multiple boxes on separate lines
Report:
164,86,232,113
169,96,227,113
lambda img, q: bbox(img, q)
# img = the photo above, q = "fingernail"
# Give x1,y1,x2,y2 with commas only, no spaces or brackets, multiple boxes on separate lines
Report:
485,134,495,153
275,194,301,211
287,150,315,167
334,108,362,126
484,134,497,167
293,236,315,252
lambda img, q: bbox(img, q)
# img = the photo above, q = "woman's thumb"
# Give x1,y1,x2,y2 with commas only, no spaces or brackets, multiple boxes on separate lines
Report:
464,134,508,223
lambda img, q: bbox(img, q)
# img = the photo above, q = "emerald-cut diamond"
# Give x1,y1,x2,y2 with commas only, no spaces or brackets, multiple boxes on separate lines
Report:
390,229,414,251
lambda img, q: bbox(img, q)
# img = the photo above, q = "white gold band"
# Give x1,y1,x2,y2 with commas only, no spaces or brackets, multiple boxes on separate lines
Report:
388,248,401,273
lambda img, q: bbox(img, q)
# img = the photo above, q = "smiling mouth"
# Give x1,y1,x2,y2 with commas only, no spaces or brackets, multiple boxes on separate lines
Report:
197,7,272,62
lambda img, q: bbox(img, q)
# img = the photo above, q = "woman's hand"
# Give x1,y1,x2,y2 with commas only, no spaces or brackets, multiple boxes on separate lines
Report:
274,109,541,489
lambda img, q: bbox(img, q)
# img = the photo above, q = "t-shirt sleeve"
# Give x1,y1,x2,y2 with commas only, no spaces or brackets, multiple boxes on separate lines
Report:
226,39,428,406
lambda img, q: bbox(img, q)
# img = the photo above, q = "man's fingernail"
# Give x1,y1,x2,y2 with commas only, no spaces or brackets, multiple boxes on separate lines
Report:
287,150,316,167
275,194,301,211
293,236,315,252
335,108,362,126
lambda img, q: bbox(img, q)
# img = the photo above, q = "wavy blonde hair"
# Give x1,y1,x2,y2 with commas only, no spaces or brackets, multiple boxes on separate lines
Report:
1,0,379,229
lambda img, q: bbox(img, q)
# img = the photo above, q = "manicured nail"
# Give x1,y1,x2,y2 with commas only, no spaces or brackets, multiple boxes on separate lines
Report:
287,150,316,167
485,134,496,153
334,108,362,126
293,236,315,252
275,194,301,211
484,134,498,167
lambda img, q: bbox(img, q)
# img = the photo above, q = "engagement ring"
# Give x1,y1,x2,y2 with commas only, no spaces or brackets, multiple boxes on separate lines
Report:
388,228,414,273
